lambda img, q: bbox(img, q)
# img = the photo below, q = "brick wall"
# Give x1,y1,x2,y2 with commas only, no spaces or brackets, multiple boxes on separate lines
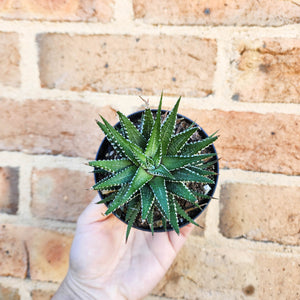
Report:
0,0,299,299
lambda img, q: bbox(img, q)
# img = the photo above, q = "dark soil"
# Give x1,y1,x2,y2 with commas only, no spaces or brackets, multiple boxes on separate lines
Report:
94,109,218,232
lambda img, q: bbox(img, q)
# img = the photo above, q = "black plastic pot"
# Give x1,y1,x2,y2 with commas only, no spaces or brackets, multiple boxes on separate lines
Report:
94,109,219,233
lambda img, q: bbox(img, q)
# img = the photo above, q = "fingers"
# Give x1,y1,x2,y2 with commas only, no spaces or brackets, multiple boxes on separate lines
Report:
77,194,111,226
167,223,194,253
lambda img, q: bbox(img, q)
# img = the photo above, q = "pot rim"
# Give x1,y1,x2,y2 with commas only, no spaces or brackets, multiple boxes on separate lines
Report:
94,109,219,233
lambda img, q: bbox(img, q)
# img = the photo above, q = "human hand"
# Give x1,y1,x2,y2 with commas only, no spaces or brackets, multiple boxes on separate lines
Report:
53,194,194,300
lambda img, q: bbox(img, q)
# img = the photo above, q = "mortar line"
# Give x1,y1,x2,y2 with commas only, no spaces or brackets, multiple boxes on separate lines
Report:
18,30,40,97
1,88,299,115
0,19,300,38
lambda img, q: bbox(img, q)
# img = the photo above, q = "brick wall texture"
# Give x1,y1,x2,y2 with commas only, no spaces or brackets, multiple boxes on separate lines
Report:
0,0,299,299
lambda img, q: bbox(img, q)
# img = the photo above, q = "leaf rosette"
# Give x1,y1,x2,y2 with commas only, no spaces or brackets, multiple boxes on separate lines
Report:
89,94,219,241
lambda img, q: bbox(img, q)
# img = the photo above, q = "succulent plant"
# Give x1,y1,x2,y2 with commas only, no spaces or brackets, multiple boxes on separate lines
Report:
89,95,218,240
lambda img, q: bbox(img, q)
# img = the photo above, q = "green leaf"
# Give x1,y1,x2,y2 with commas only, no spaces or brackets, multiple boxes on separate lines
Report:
168,194,180,234
95,191,117,204
152,143,162,167
141,109,154,140
161,97,181,155
96,120,125,158
145,96,162,158
141,184,155,220
180,133,218,155
175,202,199,227
126,201,141,242
117,111,147,149
167,127,198,155
166,182,198,202
147,164,174,179
92,165,137,190
147,206,155,235
125,197,140,222
129,143,155,169
162,153,216,171
186,165,217,176
149,176,170,219
98,118,139,165
105,167,153,215
170,167,215,184
89,159,132,173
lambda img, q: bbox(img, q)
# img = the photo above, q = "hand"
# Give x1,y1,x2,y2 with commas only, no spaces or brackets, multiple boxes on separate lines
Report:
53,194,194,300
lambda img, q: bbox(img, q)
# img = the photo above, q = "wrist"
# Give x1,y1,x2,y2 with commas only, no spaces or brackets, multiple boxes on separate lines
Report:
52,271,127,300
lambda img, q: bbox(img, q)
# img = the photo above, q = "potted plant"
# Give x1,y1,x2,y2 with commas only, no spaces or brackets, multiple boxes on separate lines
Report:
89,94,219,241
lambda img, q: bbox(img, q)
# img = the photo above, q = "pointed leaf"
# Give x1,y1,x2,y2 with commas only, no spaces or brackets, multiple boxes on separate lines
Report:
125,197,140,222
147,164,174,179
89,159,132,173
126,201,141,242
141,109,154,140
167,127,198,155
147,206,155,235
96,121,125,158
92,165,137,190
187,165,217,176
141,184,155,220
117,111,147,149
171,167,214,184
149,176,170,219
175,202,199,227
95,191,117,204
162,153,216,171
166,182,198,202
152,143,162,167
168,194,180,234
98,118,139,164
161,97,181,155
145,96,162,158
105,167,153,215
180,133,218,155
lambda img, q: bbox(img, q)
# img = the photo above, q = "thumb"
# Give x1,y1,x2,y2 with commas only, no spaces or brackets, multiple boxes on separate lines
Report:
77,193,110,226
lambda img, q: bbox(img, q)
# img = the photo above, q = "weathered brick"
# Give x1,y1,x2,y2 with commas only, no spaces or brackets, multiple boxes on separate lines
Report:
0,167,19,214
133,0,300,26
181,109,300,175
219,183,300,246
153,238,257,299
0,224,27,278
31,289,55,300
232,39,300,103
256,254,300,299
0,32,20,87
0,0,114,22
26,227,72,282
38,34,217,97
0,99,117,159
31,168,94,222
0,284,20,300
153,238,300,299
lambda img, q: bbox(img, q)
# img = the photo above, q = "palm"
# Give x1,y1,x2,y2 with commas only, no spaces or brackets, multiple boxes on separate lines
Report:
68,195,193,299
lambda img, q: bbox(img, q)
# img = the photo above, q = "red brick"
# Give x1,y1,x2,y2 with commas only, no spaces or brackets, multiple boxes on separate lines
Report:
181,109,300,175
31,168,94,222
38,34,217,97
0,284,20,300
0,224,27,278
133,0,300,26
0,167,19,214
0,99,117,159
232,39,300,103
153,238,300,299
0,0,114,22
31,289,55,300
26,227,72,282
0,32,20,87
219,183,300,246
